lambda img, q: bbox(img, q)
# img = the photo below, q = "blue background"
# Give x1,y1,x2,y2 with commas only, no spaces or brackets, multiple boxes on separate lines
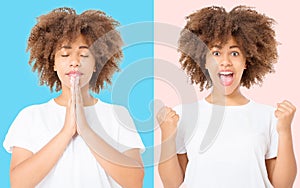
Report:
0,1,153,187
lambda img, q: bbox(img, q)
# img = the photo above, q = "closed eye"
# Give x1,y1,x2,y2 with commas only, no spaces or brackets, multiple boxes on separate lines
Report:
80,55,89,57
61,54,69,57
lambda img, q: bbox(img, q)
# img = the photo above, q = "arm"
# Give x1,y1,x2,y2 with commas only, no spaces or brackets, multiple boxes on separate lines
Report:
178,153,188,177
10,130,74,188
74,86,144,188
86,132,144,188
10,98,77,188
266,100,297,188
157,107,186,188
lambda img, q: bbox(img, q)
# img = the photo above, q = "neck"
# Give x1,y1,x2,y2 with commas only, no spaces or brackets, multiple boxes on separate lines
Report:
206,86,249,106
55,84,96,106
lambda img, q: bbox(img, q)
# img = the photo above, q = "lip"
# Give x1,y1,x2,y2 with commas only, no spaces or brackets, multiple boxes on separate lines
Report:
218,69,234,74
66,71,83,77
218,70,234,86
218,69,234,76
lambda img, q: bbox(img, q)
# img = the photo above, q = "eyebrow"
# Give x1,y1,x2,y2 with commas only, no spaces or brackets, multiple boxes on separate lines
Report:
229,45,240,49
211,45,240,49
61,45,89,49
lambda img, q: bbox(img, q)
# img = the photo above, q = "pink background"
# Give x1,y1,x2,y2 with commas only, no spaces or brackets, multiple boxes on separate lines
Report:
154,0,300,187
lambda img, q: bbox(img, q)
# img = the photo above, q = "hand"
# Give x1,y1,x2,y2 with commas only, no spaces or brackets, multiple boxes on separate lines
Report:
156,106,179,138
73,78,89,135
62,76,77,137
275,100,296,134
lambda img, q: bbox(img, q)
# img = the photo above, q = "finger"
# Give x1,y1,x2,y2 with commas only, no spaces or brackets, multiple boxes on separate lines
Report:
166,112,180,120
277,103,293,113
157,107,170,124
70,76,75,95
281,100,296,111
161,109,179,123
274,110,280,118
75,76,84,105
71,88,75,106
167,110,176,118
71,84,76,107
157,106,169,119
173,114,179,121
75,82,83,106
276,106,288,114
75,74,80,86
66,99,72,114
158,106,171,114
75,82,79,106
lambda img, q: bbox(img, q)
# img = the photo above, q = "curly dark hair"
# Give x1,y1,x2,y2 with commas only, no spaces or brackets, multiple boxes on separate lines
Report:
27,7,123,93
178,5,278,91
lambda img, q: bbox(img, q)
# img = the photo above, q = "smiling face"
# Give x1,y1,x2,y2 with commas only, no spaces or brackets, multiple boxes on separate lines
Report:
205,37,246,96
54,35,96,90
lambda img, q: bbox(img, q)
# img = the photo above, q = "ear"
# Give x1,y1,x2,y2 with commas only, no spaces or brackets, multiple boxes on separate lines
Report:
53,65,57,71
93,66,97,72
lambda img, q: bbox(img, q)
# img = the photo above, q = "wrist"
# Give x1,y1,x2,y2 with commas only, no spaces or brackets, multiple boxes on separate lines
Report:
161,129,177,142
60,125,75,139
77,125,88,136
277,130,293,138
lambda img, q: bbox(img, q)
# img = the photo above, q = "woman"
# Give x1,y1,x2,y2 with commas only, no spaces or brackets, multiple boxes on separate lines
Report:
3,7,144,188
157,6,297,188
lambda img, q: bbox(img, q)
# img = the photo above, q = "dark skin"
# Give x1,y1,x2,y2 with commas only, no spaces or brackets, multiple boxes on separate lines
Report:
10,35,144,188
158,36,296,188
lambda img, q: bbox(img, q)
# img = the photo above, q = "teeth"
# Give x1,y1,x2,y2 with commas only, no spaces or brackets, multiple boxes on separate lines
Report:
219,71,233,75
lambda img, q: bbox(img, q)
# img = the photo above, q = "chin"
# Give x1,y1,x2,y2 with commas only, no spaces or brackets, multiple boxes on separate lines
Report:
224,85,240,96
214,83,240,96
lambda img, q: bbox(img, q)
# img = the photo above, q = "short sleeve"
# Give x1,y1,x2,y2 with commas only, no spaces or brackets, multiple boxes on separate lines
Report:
115,106,145,153
173,105,187,154
3,107,35,153
265,110,279,159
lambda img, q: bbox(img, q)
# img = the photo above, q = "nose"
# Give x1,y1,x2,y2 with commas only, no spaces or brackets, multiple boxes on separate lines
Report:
220,55,232,67
69,54,80,68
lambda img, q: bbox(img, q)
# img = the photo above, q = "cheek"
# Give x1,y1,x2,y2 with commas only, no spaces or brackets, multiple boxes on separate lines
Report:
53,63,68,84
205,63,218,76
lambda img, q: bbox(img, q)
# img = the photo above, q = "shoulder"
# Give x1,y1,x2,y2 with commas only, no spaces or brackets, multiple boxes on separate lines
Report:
247,100,277,127
173,100,203,115
95,100,129,114
249,100,276,114
94,100,133,123
251,100,274,109
16,100,54,117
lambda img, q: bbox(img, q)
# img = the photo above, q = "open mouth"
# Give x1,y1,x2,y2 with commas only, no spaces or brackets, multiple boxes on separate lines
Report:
218,71,234,86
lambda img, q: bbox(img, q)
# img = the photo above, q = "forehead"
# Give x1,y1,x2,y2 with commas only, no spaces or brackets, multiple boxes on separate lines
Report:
56,35,91,50
62,35,89,46
210,36,240,49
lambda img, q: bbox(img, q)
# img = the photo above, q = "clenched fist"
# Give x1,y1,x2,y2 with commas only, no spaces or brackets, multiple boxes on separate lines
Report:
275,100,296,134
157,107,180,139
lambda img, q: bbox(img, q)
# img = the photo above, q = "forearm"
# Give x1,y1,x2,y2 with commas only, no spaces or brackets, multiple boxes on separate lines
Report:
271,132,297,188
158,133,184,188
80,127,144,188
10,129,73,188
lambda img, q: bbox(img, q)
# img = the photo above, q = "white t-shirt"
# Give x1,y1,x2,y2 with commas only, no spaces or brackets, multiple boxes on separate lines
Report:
3,99,145,188
175,99,278,188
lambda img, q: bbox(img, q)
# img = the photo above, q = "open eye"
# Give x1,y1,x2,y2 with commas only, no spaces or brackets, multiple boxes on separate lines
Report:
231,51,239,56
212,51,221,56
